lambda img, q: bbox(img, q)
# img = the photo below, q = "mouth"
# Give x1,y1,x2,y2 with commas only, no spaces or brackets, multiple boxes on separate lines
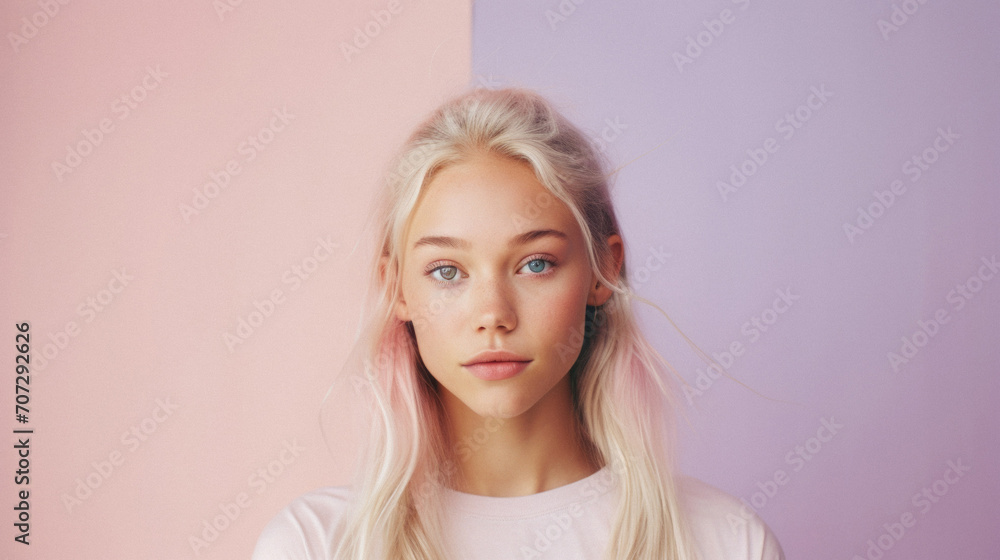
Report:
462,349,530,366
463,360,531,381
461,349,531,380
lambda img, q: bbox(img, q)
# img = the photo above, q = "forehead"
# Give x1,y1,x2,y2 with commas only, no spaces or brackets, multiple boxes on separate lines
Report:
405,152,581,248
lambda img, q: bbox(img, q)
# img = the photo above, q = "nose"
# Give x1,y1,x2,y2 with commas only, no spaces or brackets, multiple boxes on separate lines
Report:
472,275,517,333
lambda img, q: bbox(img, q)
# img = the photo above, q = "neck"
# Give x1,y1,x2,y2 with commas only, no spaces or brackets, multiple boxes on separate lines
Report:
439,375,603,497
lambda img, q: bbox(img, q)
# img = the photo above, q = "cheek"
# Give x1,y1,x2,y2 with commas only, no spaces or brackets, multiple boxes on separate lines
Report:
402,273,449,327
409,321,448,383
528,286,588,349
412,288,463,331
408,288,464,364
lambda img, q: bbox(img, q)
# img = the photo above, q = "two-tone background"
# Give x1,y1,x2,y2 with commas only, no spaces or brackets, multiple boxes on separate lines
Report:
2,1,998,558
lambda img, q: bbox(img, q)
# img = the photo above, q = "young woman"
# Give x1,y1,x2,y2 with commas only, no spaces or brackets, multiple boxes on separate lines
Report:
252,87,785,559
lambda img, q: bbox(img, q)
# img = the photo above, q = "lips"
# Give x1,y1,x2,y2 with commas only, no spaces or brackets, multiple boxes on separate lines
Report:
461,349,530,366
463,361,530,381
462,350,531,381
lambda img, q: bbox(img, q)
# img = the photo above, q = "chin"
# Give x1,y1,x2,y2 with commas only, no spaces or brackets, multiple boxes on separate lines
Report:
473,393,538,420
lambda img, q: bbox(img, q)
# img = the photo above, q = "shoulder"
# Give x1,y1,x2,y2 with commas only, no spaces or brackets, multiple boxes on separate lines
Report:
251,486,353,560
674,475,786,560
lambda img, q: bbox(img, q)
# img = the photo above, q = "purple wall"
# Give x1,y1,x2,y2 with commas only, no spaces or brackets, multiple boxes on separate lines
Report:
472,1,999,557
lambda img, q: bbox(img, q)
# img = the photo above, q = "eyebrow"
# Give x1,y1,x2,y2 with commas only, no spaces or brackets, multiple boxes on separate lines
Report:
412,229,568,251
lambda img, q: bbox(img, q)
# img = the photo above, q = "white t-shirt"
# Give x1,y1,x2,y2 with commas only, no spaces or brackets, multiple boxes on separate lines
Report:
252,466,785,560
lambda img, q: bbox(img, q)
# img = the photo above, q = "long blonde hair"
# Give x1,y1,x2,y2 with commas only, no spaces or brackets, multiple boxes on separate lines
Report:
326,87,697,560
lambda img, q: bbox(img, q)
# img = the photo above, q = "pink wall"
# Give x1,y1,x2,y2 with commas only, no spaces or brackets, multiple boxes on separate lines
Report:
470,1,1000,558
1,1,469,558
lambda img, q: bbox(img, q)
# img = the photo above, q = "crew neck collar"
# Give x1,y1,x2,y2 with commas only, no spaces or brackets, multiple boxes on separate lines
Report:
440,465,617,518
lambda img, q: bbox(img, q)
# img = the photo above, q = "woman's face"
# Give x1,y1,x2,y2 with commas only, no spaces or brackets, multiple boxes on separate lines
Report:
394,151,613,420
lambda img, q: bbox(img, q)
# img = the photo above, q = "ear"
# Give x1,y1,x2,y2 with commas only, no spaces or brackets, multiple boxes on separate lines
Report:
382,255,411,322
587,234,624,307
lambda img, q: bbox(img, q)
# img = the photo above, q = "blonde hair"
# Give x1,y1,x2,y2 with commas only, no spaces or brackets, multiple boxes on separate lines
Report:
326,87,697,560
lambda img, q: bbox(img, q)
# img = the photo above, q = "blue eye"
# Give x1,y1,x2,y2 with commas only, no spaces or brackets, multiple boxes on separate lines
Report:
520,258,554,274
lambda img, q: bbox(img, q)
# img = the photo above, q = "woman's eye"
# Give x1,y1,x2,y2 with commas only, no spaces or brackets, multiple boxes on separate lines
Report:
428,259,553,283
431,266,460,282
520,258,553,274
